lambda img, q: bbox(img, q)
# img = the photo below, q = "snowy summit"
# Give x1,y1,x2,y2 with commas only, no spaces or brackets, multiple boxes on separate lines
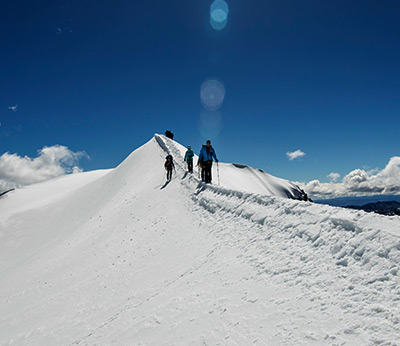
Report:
1,134,400,345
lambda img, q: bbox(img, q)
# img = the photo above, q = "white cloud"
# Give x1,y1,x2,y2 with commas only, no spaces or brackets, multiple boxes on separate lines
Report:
72,166,83,174
0,145,88,192
327,172,340,182
298,156,400,199
8,105,18,112
287,149,305,161
300,180,345,199
56,27,72,35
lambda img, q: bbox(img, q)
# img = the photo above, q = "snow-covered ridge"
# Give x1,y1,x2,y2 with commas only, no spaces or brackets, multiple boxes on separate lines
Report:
155,135,400,343
1,134,400,345
154,134,309,200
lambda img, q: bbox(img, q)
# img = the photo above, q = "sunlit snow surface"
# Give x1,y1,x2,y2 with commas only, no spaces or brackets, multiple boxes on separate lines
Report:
1,135,400,345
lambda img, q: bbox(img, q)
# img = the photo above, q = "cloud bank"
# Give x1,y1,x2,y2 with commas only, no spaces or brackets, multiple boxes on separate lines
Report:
287,150,305,161
0,145,87,192
299,156,400,199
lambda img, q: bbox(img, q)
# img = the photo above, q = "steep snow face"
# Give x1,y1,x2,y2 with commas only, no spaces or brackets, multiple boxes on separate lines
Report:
1,134,400,346
217,163,304,199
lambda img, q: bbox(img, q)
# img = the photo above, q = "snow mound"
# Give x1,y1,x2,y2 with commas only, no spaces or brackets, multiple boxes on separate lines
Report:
0,134,400,345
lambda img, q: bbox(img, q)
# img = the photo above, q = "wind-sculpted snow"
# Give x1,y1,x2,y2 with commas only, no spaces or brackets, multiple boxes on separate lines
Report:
218,162,307,200
0,134,399,345
162,134,400,344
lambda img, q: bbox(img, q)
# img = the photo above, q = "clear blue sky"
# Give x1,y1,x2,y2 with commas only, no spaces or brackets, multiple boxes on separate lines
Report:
1,0,399,184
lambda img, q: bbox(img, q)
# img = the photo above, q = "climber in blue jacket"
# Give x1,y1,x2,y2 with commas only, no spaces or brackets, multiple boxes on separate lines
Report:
184,146,194,173
198,140,218,183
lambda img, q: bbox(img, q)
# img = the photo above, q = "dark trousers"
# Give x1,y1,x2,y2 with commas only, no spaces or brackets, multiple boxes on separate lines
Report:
166,168,173,180
202,160,212,183
187,161,193,173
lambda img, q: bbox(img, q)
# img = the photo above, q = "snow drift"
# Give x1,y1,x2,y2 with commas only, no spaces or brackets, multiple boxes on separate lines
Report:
1,134,400,345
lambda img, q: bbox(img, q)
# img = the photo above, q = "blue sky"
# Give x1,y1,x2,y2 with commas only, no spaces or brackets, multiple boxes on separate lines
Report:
1,0,399,196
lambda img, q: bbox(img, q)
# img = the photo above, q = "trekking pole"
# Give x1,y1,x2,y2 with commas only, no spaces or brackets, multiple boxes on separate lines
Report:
216,161,220,185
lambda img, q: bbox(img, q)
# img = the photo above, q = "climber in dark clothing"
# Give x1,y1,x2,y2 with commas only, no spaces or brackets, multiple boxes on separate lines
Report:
164,154,175,181
165,130,174,140
198,140,218,183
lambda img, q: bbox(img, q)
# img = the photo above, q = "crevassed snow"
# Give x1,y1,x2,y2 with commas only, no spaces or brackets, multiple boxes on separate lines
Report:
0,134,399,346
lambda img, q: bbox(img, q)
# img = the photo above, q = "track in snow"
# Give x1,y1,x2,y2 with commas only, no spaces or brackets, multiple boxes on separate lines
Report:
161,134,400,345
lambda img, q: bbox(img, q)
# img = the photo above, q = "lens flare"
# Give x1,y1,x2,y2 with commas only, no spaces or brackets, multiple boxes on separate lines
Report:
200,78,225,111
210,0,229,31
199,110,222,138
208,51,222,64
211,8,227,22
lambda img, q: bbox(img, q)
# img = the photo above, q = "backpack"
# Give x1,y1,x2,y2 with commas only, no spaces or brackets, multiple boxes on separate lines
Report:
185,150,194,162
165,155,174,168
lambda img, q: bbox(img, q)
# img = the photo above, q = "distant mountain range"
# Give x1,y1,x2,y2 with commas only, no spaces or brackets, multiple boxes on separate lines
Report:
315,195,400,217
344,201,400,216
315,194,400,207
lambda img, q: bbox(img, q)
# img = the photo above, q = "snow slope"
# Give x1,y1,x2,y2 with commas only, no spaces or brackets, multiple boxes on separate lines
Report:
1,134,400,345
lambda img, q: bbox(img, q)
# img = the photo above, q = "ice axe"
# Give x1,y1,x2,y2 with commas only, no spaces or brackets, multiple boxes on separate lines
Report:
197,162,201,180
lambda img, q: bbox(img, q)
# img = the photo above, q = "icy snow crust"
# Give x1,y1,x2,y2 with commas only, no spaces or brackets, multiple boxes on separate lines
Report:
1,134,400,345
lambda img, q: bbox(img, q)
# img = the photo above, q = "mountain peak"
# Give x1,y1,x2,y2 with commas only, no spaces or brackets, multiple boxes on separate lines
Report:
1,134,399,345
